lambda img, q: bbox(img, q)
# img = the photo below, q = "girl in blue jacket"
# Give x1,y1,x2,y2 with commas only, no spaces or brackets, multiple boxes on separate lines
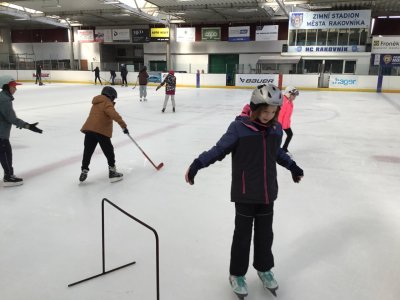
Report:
185,84,304,299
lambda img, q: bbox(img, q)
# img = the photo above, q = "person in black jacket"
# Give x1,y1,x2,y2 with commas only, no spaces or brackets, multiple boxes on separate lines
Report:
185,84,304,298
109,70,116,85
120,64,128,87
93,66,102,85
35,65,43,85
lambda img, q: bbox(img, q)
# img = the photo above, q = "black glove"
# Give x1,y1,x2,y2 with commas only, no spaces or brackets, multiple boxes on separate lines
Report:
187,159,202,184
289,162,304,183
123,128,129,134
25,122,43,134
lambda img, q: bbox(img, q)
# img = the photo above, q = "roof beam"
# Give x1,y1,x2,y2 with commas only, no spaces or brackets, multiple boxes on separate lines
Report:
0,5,69,28
275,0,289,17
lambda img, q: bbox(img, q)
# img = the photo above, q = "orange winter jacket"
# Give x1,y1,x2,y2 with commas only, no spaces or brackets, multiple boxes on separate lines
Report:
81,95,127,138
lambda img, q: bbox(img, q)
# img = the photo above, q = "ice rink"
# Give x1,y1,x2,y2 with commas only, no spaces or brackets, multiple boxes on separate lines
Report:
0,82,399,300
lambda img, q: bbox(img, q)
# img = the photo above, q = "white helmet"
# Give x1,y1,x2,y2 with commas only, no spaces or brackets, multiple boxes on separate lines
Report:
250,84,283,110
284,86,299,96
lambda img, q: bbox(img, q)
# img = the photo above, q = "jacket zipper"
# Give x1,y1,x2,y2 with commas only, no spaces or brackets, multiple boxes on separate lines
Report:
242,171,246,194
262,132,269,204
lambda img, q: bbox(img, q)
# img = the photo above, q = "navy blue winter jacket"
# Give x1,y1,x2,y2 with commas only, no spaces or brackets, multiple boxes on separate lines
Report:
196,115,294,204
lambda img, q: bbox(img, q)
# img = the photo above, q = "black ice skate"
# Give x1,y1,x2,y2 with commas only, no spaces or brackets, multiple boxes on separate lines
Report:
109,166,123,183
79,169,89,182
3,175,24,187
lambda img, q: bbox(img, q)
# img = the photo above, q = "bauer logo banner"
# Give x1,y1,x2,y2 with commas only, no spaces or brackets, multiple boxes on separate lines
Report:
229,26,250,42
372,36,400,54
288,10,371,30
201,27,221,41
150,28,170,41
235,74,278,87
256,25,279,41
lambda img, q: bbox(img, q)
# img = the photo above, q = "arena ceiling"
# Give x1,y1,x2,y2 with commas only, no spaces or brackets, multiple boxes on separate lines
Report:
0,0,400,29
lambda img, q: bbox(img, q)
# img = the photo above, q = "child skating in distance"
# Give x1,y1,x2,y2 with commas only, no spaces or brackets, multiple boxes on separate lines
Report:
278,86,299,157
79,86,129,183
185,84,304,299
156,70,176,113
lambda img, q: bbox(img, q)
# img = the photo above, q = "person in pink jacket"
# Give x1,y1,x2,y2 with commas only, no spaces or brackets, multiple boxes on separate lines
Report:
278,86,299,155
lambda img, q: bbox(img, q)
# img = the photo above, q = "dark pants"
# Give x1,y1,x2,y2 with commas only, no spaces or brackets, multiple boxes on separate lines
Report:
81,132,115,171
95,75,102,85
35,74,42,84
230,202,274,276
0,138,13,177
282,128,293,152
111,75,116,85
121,75,127,86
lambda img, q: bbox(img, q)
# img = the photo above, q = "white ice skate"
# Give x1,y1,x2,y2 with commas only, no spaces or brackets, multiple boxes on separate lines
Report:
258,270,278,297
229,275,248,299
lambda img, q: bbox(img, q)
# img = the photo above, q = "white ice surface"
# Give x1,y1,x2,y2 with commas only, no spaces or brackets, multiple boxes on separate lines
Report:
0,83,399,300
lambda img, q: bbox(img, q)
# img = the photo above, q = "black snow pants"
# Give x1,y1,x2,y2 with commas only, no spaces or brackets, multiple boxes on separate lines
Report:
81,132,115,171
229,202,274,276
0,138,13,177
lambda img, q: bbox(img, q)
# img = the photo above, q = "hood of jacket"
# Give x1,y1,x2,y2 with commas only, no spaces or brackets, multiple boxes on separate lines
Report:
92,94,111,105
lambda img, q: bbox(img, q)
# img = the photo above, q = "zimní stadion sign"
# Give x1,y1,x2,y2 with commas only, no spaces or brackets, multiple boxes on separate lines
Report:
287,9,371,53
289,10,371,30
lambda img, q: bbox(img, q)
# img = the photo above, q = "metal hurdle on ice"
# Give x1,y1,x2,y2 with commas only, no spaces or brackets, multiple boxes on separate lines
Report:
68,198,160,300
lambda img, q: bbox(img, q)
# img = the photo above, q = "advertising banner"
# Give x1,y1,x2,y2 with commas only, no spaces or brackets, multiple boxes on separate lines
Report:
235,74,278,87
112,29,130,41
372,36,400,54
201,27,221,41
378,54,400,66
77,30,94,42
289,10,371,30
288,45,366,53
150,28,170,41
329,75,358,88
176,27,196,42
255,25,278,41
228,26,250,42
132,29,150,43
95,29,112,43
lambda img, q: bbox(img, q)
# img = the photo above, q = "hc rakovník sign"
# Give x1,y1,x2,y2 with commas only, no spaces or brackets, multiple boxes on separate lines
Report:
289,10,371,30
288,45,366,53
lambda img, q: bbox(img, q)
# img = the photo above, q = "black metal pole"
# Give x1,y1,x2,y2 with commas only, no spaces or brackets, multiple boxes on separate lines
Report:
68,198,160,300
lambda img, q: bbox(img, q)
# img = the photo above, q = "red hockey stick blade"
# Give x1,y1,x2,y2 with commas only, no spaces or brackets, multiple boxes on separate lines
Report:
156,162,164,170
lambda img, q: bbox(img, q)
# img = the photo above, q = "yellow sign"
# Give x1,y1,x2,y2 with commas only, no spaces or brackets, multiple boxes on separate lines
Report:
151,28,170,38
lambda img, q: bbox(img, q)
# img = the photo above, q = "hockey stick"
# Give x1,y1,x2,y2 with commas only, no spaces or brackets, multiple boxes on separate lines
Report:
127,134,164,170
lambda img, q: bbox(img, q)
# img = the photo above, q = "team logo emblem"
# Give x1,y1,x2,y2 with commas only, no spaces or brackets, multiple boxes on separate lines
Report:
291,13,303,28
383,55,392,64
